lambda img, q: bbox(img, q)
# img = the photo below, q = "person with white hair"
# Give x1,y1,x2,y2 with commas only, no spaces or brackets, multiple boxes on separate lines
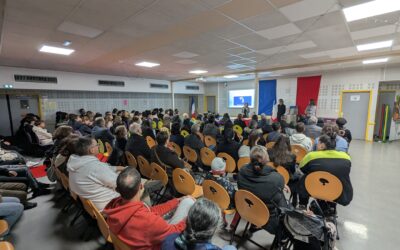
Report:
305,116,322,139
125,123,151,159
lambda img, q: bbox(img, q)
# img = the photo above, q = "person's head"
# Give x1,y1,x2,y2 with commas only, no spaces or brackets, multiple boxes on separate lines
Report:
59,134,80,156
115,125,127,139
183,198,221,245
156,130,169,146
244,102,249,107
191,123,200,134
237,113,243,120
296,122,305,133
112,108,118,114
309,99,315,106
248,129,262,147
250,145,270,172
223,113,230,121
53,125,73,141
130,116,141,125
336,117,347,129
72,137,98,156
94,117,106,128
260,113,266,120
211,157,226,175
322,124,339,137
271,135,292,166
207,115,215,124
182,113,189,120
116,167,143,201
279,99,284,105
317,134,336,151
129,123,142,135
82,115,91,125
223,128,235,144
308,116,318,125
142,119,151,128
251,114,258,122
289,121,296,129
34,120,46,128
171,122,181,135
94,112,102,119
78,108,86,116
249,120,258,130
272,122,281,132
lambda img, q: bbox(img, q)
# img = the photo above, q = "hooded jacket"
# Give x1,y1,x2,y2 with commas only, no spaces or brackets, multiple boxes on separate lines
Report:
104,197,185,250
67,155,119,211
290,133,313,152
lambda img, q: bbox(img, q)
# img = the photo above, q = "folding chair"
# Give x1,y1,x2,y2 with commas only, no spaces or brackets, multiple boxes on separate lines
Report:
172,168,203,198
266,141,275,149
233,125,243,135
146,136,156,149
217,152,236,173
200,147,216,167
137,155,152,179
262,133,269,141
0,241,14,250
150,162,169,204
237,157,250,171
125,151,137,168
180,130,189,138
91,202,112,243
183,146,198,164
97,139,105,154
104,142,113,157
291,145,307,163
0,220,8,236
204,135,216,147
169,142,182,157
202,180,235,215
110,231,130,250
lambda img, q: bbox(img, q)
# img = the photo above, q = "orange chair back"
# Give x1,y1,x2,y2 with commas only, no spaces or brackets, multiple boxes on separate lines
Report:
235,190,270,228
172,168,195,195
105,142,113,156
60,172,69,191
109,231,131,250
305,171,343,202
217,153,236,173
183,146,198,163
266,141,275,149
200,147,216,166
150,162,168,186
263,133,269,141
237,157,250,171
0,220,9,236
291,144,308,163
198,133,204,142
92,203,112,243
137,155,152,179
276,166,290,185
125,151,137,168
0,242,14,250
169,142,182,156
79,196,96,219
204,135,216,147
146,136,156,149
202,180,230,211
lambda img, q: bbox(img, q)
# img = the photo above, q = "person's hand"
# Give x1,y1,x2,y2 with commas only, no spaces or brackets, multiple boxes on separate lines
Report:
4,141,10,145
283,185,290,193
116,166,125,172
179,195,195,202
9,171,18,177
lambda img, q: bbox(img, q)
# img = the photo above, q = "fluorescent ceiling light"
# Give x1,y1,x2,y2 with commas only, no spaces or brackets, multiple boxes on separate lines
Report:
363,58,388,64
343,0,400,22
357,40,393,51
135,61,160,68
39,45,74,55
189,70,208,74
223,74,238,79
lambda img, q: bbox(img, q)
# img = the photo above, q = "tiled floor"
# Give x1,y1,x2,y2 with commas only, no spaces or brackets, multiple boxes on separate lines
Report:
6,140,400,250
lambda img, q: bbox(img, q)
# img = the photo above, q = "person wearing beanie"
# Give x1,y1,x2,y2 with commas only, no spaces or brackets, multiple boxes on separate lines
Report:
336,117,352,144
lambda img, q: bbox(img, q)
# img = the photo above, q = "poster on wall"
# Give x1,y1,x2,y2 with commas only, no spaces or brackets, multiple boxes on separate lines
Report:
393,95,400,122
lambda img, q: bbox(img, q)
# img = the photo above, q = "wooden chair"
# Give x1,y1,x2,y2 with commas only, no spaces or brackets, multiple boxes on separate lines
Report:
262,133,269,141
91,201,112,243
146,136,156,149
291,144,308,163
152,121,157,129
233,125,243,135
79,196,96,219
0,220,9,236
231,190,270,248
169,142,182,156
204,135,216,147
172,168,203,198
150,162,168,186
104,142,113,157
266,141,275,149
110,231,130,250
237,157,250,171
202,180,235,215
181,130,189,137
276,166,290,185
310,138,315,147
0,242,14,250
157,120,164,130
242,139,249,146
137,155,152,179
97,139,105,154
200,147,216,167
183,146,198,164
217,153,236,173
125,151,137,168
198,133,204,142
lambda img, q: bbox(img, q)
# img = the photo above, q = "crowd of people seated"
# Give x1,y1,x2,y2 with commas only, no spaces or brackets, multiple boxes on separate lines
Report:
1,106,354,249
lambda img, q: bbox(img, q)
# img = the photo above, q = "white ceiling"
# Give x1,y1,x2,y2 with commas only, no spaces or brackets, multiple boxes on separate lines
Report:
1,0,400,80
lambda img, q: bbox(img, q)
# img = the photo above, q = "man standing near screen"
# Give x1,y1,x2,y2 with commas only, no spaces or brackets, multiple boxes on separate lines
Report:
242,102,250,118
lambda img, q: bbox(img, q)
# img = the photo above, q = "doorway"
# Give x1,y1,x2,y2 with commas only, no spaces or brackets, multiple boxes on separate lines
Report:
205,95,216,113
340,91,371,140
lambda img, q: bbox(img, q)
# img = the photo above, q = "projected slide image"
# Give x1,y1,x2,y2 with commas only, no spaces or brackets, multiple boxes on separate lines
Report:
228,89,255,108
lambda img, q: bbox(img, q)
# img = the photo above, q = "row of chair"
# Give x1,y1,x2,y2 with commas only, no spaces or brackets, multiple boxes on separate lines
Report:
0,220,14,250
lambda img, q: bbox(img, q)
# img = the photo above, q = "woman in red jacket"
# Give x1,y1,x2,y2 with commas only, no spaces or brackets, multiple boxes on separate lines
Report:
103,167,195,250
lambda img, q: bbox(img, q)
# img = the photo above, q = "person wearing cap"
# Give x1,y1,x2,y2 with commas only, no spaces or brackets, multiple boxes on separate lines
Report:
336,117,352,144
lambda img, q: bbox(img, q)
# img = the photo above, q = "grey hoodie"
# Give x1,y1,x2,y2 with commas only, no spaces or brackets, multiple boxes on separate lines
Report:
67,154,119,211
290,133,312,152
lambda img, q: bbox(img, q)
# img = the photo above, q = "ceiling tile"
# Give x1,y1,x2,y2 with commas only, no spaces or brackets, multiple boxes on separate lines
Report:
258,46,285,55
58,21,103,38
269,0,302,8
198,0,232,9
300,51,329,59
304,24,354,50
257,23,302,40
295,11,344,31
351,25,397,40
230,33,279,50
225,46,254,55
279,0,340,22
347,12,400,31
173,51,199,58
286,41,317,51
240,9,289,31
326,47,357,58
217,0,273,20
176,59,197,64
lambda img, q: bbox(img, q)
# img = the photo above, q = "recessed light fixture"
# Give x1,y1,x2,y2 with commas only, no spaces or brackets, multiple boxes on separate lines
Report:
63,40,72,46
135,61,160,68
223,74,238,79
357,40,393,51
39,45,74,55
343,0,400,22
363,58,388,64
189,70,208,74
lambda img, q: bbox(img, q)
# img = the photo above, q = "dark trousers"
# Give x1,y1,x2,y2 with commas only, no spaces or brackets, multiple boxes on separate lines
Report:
0,165,39,190
0,182,28,204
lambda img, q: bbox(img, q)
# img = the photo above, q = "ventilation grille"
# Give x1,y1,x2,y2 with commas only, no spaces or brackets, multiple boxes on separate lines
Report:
98,80,125,87
14,74,58,83
186,85,199,90
150,83,169,89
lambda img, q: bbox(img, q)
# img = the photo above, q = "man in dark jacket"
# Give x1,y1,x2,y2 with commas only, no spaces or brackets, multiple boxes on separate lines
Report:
277,99,286,122
92,117,114,145
126,123,151,160
184,124,205,169
266,122,282,143
233,114,246,129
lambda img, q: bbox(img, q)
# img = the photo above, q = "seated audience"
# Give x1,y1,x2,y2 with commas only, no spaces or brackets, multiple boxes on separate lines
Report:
285,121,297,136
126,123,151,160
216,128,240,162
266,122,282,143
114,125,128,152
237,146,288,234
298,134,353,209
170,122,185,150
104,167,195,250
203,115,219,139
184,124,205,167
259,113,273,134
0,195,24,235
290,122,313,151
336,117,352,144
238,129,263,158
51,125,74,157
67,137,124,211
280,115,289,134
67,114,82,131
305,116,322,139
268,135,296,175
220,113,233,128
234,113,246,129
142,119,156,140
32,120,53,146
162,198,236,250
0,182,33,209
79,115,93,136
314,124,349,152
92,117,115,145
